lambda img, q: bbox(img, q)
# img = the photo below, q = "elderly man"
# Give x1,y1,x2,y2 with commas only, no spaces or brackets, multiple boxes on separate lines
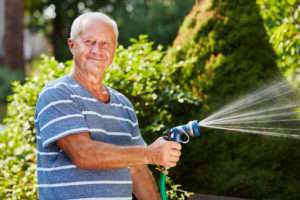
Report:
35,12,181,200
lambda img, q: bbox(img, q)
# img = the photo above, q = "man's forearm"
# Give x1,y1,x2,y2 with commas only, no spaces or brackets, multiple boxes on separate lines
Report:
131,165,161,200
60,134,150,169
57,133,181,170
81,141,150,169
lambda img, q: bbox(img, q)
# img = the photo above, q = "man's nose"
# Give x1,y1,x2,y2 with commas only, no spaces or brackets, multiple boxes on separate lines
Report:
90,44,101,54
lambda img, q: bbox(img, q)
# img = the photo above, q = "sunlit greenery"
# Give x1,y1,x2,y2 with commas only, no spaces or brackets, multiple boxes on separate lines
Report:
257,0,300,85
0,68,24,103
0,0,299,199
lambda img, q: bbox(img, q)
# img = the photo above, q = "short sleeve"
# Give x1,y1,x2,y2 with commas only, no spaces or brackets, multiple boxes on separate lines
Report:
132,125,147,146
127,102,146,146
35,87,89,148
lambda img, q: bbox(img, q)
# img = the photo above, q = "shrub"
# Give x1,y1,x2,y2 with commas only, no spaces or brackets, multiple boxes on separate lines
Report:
0,67,24,103
0,57,70,199
107,36,201,140
257,0,300,87
163,0,300,199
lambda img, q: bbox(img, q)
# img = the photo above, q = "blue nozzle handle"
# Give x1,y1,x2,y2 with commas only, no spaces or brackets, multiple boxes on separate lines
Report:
168,120,201,144
160,120,201,200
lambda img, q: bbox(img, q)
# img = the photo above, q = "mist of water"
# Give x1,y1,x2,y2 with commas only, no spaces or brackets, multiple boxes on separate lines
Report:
198,80,300,139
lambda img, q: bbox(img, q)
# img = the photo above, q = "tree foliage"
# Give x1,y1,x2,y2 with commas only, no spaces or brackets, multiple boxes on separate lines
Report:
163,0,300,198
25,0,194,61
257,0,300,86
0,68,23,103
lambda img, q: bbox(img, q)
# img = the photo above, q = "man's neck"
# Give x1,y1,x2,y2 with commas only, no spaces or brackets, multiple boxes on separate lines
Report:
71,68,110,103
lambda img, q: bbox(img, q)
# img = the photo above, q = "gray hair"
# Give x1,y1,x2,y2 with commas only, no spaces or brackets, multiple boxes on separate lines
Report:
70,12,119,41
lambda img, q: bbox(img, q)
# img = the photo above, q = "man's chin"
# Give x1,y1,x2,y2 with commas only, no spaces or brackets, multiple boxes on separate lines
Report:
86,60,108,69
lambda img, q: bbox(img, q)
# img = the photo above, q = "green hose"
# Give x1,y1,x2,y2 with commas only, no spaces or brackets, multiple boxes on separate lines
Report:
159,172,168,200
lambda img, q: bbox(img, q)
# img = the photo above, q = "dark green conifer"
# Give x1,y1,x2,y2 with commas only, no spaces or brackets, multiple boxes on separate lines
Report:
164,1,300,198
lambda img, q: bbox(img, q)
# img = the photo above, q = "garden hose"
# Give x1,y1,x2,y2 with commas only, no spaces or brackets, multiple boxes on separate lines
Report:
159,171,168,200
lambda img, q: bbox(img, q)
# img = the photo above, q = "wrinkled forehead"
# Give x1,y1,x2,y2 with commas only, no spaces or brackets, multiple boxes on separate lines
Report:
70,14,118,44
76,19,117,46
81,19,112,34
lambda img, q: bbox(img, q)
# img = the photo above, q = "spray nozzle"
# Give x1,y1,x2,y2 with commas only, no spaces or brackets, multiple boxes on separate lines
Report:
167,120,201,144
160,120,201,200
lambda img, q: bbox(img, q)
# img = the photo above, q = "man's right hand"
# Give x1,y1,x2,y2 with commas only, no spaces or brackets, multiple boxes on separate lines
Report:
146,137,182,167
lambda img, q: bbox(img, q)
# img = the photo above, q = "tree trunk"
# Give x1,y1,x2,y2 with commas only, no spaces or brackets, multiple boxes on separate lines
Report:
51,3,66,61
4,0,24,71
51,2,79,61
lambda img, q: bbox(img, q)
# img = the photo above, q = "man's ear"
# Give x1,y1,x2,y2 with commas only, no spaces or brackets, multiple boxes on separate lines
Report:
68,38,75,54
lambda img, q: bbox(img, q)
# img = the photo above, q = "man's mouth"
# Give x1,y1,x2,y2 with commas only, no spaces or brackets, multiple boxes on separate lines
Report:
89,57,106,62
85,57,108,69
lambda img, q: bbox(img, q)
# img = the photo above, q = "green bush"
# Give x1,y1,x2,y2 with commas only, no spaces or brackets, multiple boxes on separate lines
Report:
163,0,300,199
0,36,200,199
257,0,300,86
0,67,24,103
0,57,70,199
107,36,201,140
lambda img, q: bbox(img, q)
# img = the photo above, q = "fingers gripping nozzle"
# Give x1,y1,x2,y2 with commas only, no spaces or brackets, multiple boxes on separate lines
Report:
167,120,201,144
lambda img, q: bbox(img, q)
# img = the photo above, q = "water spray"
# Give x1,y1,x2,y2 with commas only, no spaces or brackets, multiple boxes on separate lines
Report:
160,120,201,200
198,80,300,140
159,80,300,199
159,118,300,200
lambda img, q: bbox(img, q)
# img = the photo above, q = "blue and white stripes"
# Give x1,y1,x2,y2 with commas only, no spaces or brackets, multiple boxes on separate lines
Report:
35,75,144,199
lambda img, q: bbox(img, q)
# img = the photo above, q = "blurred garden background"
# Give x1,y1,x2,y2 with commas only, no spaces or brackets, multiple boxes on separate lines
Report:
0,0,299,199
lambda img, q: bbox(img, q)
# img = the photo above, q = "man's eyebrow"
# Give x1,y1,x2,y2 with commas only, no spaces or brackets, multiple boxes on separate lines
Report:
81,35,93,39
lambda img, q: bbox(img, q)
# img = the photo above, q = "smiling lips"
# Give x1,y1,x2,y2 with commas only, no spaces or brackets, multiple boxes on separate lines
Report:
88,55,107,62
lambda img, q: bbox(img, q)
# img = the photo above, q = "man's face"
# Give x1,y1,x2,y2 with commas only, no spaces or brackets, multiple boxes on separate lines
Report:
68,20,116,77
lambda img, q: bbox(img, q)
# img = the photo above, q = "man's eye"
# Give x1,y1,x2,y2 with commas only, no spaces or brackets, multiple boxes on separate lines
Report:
101,42,110,48
84,40,92,45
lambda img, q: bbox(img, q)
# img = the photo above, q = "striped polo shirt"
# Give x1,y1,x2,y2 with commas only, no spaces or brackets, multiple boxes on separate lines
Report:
35,75,145,200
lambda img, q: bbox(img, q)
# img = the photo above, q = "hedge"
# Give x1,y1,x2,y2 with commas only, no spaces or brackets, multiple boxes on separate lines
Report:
163,0,300,199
